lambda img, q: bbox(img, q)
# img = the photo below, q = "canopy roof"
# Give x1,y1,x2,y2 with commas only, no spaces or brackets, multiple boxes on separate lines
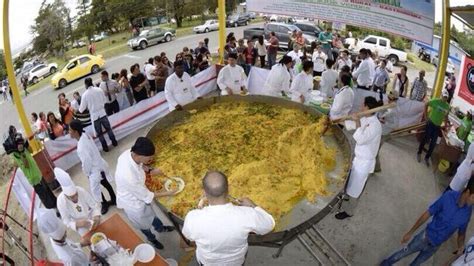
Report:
451,5,474,29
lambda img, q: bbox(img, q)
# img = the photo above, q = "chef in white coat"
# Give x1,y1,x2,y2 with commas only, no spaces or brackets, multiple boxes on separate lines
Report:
55,167,101,237
329,72,355,120
263,55,293,97
217,53,248,96
164,60,199,111
335,96,382,220
69,120,116,215
37,208,89,265
448,143,474,191
290,61,314,104
115,137,177,250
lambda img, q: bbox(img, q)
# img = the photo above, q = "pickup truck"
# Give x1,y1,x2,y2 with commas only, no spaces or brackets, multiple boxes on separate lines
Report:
345,35,407,65
243,22,316,50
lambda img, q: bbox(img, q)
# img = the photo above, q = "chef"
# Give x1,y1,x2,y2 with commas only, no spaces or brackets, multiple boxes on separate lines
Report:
329,72,355,120
37,208,89,265
217,53,248,96
263,55,293,97
289,61,314,104
115,137,177,250
55,167,101,237
164,60,199,111
448,143,474,192
69,119,116,215
335,96,382,220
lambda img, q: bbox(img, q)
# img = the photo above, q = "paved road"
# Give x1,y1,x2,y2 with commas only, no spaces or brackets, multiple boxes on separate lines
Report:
0,23,263,139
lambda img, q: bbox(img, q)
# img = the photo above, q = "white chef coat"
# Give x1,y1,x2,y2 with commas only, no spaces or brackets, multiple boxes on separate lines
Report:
320,69,339,97
115,149,156,230
164,72,199,111
450,144,474,191
182,203,275,266
57,186,101,236
330,86,355,120
217,64,247,95
368,57,376,83
312,51,327,73
337,58,352,72
352,59,373,87
287,50,303,66
346,115,382,198
77,133,113,202
79,86,107,121
144,63,156,80
263,64,291,97
290,72,313,104
51,239,89,266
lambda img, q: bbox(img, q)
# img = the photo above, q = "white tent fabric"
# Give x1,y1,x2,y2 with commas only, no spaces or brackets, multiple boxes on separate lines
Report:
11,169,41,219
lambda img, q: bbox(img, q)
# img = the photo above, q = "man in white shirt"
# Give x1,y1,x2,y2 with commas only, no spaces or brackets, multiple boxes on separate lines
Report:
352,49,373,90
320,59,339,97
69,120,116,215
37,208,89,265
164,60,199,111
287,44,303,69
144,58,157,96
372,60,390,93
115,137,176,249
182,171,275,266
79,77,117,152
312,45,327,76
55,167,101,237
329,73,355,120
335,96,382,220
336,50,352,72
217,53,248,95
99,71,121,116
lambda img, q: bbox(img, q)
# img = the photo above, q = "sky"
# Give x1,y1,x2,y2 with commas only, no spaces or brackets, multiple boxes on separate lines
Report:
0,0,472,53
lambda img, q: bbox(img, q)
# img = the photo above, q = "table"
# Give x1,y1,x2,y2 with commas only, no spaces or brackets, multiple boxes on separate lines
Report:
84,213,169,266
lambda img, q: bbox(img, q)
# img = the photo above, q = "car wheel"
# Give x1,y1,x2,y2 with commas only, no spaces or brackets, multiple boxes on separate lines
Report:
50,67,57,74
140,41,147,49
59,79,67,88
234,22,238,27
132,47,137,51
91,64,100,74
388,55,399,65
245,21,248,26
204,28,209,33
165,34,172,42
32,77,38,84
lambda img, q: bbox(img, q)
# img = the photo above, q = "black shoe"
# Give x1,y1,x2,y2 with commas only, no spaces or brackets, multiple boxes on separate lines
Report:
424,158,430,167
108,200,116,206
151,239,164,250
416,153,421,163
335,211,352,220
112,141,118,147
159,226,175,232
103,147,109,152
101,202,109,215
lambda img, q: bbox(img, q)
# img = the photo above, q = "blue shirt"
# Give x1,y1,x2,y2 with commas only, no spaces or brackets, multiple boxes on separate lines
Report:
427,191,472,246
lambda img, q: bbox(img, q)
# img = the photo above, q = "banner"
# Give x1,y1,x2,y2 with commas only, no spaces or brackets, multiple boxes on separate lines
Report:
247,0,435,44
456,55,474,106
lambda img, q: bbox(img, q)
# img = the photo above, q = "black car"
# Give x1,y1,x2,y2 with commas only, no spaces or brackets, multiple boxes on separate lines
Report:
293,22,323,37
226,14,250,27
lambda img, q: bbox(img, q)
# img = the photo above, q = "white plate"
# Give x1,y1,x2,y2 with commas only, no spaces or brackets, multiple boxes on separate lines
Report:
164,177,185,193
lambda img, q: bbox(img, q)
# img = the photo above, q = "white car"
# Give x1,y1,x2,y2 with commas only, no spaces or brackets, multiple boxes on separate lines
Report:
27,63,58,84
193,20,219,33
432,56,456,75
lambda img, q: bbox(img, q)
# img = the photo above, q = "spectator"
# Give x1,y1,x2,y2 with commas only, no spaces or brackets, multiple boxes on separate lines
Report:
204,37,209,48
21,76,29,96
226,32,235,44
267,32,279,68
457,111,472,141
320,59,338,97
71,92,91,128
162,56,174,76
31,112,47,141
70,91,80,111
88,42,96,55
183,53,195,76
332,34,343,60
352,49,373,90
312,45,327,77
164,60,199,112
410,70,428,101
237,39,247,68
194,41,209,57
58,93,74,125
112,72,130,110
319,27,333,60
39,112,49,137
340,65,354,88
153,56,169,93
144,58,156,97
445,75,456,103
47,112,66,140
243,40,258,75
79,78,118,152
182,46,191,56
255,35,267,68
288,29,297,51
381,178,474,265
129,64,149,103
392,65,409,98
224,37,237,61
336,50,352,72
119,69,135,106
195,54,210,72
372,59,390,93
99,71,121,116
417,91,450,166
295,31,305,48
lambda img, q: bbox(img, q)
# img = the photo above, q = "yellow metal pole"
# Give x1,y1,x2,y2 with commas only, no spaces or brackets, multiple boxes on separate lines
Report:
218,0,226,64
432,0,451,99
2,0,41,152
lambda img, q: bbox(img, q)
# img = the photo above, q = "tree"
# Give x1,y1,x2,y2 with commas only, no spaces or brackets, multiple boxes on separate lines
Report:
0,50,7,80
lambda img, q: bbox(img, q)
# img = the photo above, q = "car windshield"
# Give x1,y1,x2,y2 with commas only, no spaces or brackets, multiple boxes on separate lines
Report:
229,15,238,20
204,20,213,25
139,30,150,37
287,25,300,32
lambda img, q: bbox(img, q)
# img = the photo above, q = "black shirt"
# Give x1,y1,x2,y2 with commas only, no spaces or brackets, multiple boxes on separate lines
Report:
129,73,148,103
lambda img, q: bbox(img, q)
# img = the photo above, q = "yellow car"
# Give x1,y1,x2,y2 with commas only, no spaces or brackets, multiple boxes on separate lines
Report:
51,54,105,89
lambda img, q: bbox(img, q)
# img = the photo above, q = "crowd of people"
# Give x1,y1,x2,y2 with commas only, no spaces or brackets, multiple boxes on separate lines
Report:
2,27,473,265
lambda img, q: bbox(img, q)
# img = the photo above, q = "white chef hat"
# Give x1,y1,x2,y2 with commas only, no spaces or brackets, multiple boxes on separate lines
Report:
37,208,66,240
54,167,77,197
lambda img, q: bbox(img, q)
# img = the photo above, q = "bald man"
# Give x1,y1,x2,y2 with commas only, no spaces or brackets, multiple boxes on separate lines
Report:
182,171,275,266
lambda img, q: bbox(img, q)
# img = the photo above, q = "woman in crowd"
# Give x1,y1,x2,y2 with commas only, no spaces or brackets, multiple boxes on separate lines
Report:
71,92,91,127
162,56,174,76
47,112,66,140
195,54,210,72
392,65,409,98
255,35,267,68
58,93,74,125
119,68,135,106
112,72,130,110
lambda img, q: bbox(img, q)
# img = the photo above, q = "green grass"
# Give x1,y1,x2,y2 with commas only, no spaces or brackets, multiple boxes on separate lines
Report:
407,52,435,72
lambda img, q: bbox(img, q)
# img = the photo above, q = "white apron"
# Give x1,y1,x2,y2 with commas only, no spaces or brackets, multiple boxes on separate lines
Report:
124,203,156,230
346,156,375,198
51,239,89,266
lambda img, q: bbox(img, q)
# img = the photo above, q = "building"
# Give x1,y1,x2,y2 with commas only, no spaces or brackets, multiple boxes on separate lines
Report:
411,35,470,66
